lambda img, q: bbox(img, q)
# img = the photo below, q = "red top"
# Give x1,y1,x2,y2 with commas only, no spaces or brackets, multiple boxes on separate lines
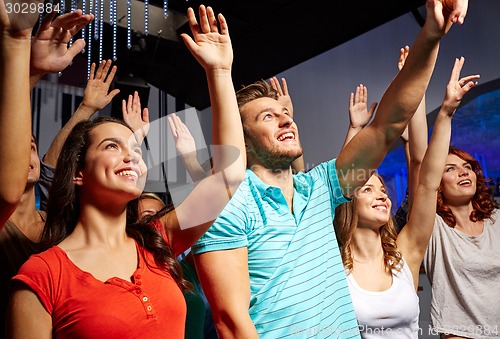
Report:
13,243,186,338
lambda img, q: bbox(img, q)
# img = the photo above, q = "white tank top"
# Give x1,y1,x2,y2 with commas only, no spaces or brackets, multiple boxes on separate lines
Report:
347,259,420,338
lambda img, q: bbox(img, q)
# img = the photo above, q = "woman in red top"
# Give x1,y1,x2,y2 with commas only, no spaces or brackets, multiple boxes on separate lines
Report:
7,5,245,338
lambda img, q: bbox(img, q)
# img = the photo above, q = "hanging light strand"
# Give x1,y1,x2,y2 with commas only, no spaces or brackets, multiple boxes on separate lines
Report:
99,0,104,63
87,0,94,78
94,0,99,40
127,0,132,49
163,0,168,18
110,0,117,61
144,0,149,35
81,0,86,51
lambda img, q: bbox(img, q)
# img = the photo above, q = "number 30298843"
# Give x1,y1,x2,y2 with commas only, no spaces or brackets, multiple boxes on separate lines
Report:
5,2,60,15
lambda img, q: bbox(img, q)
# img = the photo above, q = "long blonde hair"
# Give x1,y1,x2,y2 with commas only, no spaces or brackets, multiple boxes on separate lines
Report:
333,174,402,273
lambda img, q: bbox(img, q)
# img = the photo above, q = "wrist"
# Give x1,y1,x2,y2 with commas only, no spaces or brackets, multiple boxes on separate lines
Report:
77,102,98,116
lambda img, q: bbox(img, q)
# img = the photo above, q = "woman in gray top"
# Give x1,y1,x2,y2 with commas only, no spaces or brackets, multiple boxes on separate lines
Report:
425,147,499,338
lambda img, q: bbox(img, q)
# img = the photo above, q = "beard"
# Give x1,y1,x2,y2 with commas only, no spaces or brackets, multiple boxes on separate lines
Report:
248,137,303,170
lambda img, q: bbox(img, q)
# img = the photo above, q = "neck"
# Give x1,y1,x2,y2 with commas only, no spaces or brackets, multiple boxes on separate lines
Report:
351,228,384,263
447,202,474,225
252,163,293,191
67,201,129,249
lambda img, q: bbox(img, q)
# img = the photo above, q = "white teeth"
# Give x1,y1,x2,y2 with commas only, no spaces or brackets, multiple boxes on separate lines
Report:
117,170,138,178
277,132,294,141
374,206,387,211
458,180,471,185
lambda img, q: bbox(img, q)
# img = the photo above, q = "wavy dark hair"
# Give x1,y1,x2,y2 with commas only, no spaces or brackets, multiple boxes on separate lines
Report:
437,147,498,227
41,116,188,291
334,174,402,273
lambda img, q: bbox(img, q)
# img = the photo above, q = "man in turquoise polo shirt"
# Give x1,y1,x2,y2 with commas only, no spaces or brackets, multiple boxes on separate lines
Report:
192,1,469,337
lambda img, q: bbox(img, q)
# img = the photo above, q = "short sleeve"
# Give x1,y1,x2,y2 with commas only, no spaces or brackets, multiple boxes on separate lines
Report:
38,157,55,212
192,181,249,254
12,255,55,316
307,159,349,207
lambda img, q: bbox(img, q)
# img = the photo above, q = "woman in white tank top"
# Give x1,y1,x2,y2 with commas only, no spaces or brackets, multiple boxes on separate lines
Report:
334,55,479,338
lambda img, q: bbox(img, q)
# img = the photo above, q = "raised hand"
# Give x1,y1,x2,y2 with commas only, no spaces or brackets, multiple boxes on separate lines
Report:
442,0,468,24
168,113,197,156
349,84,377,129
441,57,479,115
122,91,150,141
83,60,120,111
424,0,468,39
270,77,293,117
181,5,232,72
30,9,93,78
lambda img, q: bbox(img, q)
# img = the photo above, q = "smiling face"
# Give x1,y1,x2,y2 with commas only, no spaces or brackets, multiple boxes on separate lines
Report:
75,122,147,204
355,175,392,229
27,137,40,186
440,153,477,204
240,97,303,169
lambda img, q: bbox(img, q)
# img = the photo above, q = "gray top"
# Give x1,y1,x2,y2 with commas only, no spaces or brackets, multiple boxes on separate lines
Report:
424,209,500,338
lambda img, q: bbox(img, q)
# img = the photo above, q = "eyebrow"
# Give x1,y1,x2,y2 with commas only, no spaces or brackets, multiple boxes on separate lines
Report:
97,137,124,148
445,162,471,167
255,106,290,121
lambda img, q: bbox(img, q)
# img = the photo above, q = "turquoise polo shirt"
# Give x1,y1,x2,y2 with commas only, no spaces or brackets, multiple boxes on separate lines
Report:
193,159,360,338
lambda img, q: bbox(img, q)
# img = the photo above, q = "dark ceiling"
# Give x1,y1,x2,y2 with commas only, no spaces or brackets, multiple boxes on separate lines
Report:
66,0,426,110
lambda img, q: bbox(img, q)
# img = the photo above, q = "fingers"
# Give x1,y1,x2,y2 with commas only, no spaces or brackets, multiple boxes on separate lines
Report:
447,0,468,24
69,14,94,37
94,60,107,80
122,99,127,115
107,88,120,101
198,5,210,33
186,7,200,36
133,91,141,112
281,78,289,95
218,13,229,35
449,57,464,82
270,77,282,95
398,46,410,71
104,65,118,84
36,10,57,34
51,10,83,29
66,38,86,58
180,33,197,55
207,6,218,32
89,62,97,80
349,92,355,108
142,108,149,123
167,115,177,137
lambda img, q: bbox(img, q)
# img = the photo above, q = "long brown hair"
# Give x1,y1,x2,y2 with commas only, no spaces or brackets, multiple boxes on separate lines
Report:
334,174,402,273
437,147,497,227
42,117,189,291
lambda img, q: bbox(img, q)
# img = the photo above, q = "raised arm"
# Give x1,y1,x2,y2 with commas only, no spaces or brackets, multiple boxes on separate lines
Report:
30,9,93,88
2,2,53,336
167,113,207,182
398,46,429,213
43,60,119,167
397,57,479,289
0,1,36,226
342,84,377,149
337,0,468,197
162,5,245,255
269,76,305,173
